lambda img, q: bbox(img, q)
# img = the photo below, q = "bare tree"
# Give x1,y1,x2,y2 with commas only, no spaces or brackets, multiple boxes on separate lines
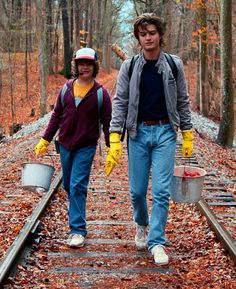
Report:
197,0,208,116
217,0,234,147
53,4,61,74
24,0,31,101
37,0,48,116
45,0,54,74
61,0,72,78
0,57,2,99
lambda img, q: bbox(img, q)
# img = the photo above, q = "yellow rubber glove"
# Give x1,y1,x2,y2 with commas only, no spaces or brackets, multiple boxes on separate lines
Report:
105,133,122,176
105,148,118,177
182,130,193,157
34,138,50,156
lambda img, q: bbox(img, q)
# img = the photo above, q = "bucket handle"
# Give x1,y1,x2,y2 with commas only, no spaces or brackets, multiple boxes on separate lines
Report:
182,157,191,196
48,154,55,167
34,153,56,168
45,153,56,168
30,142,57,167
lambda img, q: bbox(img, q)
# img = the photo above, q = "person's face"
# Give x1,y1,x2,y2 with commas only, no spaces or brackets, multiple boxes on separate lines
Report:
138,24,161,53
77,60,94,79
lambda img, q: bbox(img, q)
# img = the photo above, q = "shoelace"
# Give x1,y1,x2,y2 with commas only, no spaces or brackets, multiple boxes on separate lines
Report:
69,233,82,239
137,227,146,238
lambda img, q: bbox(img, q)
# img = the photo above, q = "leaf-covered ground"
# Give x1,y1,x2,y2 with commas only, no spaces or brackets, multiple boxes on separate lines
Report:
0,52,235,288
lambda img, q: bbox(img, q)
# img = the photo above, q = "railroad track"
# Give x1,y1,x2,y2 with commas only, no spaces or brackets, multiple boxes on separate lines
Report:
0,139,235,288
175,144,236,265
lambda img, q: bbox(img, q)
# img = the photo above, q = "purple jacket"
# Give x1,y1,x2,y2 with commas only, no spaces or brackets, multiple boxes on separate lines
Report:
43,79,112,150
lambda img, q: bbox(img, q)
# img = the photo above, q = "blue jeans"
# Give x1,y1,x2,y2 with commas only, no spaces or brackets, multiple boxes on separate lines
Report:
128,123,176,250
59,144,96,236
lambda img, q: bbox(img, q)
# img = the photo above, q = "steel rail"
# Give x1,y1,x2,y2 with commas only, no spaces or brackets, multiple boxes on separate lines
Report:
1,149,235,287
175,144,236,266
0,171,62,287
197,199,236,266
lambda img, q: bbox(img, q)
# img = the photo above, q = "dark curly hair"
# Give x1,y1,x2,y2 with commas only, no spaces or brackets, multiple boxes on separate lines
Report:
71,57,99,78
133,13,166,47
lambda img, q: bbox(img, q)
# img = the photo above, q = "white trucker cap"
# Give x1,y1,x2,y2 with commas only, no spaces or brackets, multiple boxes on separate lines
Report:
75,48,97,61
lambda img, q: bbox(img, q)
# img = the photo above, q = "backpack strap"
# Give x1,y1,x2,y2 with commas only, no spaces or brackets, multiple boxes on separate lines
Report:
97,87,103,113
122,53,177,143
97,87,103,137
164,52,178,81
60,79,74,106
60,83,68,106
121,56,139,142
128,53,178,81
61,81,103,110
128,55,139,79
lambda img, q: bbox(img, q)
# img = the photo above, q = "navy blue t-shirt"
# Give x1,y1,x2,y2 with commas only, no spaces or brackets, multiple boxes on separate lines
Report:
138,59,168,121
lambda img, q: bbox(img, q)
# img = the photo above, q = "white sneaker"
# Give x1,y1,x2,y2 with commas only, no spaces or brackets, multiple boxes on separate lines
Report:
151,245,169,265
68,234,85,248
135,225,147,250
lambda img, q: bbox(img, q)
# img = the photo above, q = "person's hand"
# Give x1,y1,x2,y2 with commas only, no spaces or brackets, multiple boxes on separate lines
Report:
105,148,118,176
182,130,193,157
34,138,50,156
105,133,122,176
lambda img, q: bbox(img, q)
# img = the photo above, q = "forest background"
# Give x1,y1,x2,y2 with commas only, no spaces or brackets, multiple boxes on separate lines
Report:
0,0,235,148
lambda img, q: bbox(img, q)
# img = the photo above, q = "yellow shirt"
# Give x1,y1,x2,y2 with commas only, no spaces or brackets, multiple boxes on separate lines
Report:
73,81,94,99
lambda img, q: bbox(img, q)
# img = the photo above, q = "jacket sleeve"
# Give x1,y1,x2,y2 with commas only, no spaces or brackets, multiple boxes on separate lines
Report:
175,57,193,131
42,86,65,142
100,87,112,147
109,59,131,134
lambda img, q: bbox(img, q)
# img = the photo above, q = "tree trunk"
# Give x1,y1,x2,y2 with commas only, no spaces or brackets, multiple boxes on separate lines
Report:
45,0,54,74
61,0,72,78
198,0,208,116
38,0,48,116
0,57,2,100
25,0,30,101
96,0,103,60
217,0,234,147
101,0,112,72
12,0,22,51
7,27,15,131
84,0,89,45
53,4,60,74
87,1,93,48
74,0,80,49
70,0,74,48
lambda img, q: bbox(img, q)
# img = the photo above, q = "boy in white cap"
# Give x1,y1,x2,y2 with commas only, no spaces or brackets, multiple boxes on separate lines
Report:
35,48,112,247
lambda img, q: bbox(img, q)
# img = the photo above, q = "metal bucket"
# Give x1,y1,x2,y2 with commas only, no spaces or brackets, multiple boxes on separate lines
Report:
21,162,55,192
170,165,206,203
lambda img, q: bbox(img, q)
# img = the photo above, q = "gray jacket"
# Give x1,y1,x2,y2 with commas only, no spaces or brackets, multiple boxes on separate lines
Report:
110,50,192,139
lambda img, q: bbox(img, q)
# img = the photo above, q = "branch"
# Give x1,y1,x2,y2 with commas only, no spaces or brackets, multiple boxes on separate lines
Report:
111,44,128,61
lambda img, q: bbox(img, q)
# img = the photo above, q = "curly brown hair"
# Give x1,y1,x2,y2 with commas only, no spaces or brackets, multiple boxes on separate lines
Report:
133,13,166,47
71,58,99,78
